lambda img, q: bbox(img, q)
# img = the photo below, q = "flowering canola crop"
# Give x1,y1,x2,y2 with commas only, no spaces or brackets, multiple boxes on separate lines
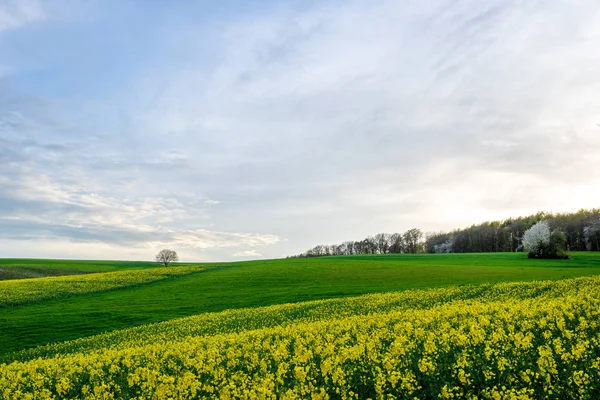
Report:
1,276,599,399
0,266,202,307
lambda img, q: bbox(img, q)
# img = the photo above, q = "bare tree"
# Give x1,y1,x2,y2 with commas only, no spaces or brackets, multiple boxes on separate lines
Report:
389,233,404,254
583,219,600,251
403,228,424,254
155,249,179,267
374,233,391,254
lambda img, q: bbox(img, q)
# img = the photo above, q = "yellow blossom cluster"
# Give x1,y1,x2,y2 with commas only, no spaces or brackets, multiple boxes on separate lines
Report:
0,266,202,307
1,276,599,399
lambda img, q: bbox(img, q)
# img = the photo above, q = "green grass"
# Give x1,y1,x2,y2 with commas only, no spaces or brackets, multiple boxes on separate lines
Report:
0,266,92,280
3,276,600,399
0,258,203,281
0,259,173,281
11,275,596,363
1,252,599,357
0,266,203,307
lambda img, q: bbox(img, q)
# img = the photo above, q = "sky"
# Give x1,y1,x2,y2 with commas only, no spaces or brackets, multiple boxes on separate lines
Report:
0,0,599,261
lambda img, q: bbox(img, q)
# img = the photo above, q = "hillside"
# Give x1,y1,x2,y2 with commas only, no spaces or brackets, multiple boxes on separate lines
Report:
2,275,600,398
0,259,167,280
1,252,599,356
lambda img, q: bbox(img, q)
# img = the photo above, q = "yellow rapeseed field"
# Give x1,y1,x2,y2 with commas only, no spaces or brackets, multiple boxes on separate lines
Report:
0,266,202,307
1,276,599,399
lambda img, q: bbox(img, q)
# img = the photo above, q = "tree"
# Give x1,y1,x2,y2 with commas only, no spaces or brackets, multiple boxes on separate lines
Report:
403,228,423,254
389,233,404,254
425,231,452,253
584,219,600,251
522,221,550,257
548,230,568,259
291,208,600,258
374,233,391,254
155,249,179,267
434,237,453,253
522,221,568,259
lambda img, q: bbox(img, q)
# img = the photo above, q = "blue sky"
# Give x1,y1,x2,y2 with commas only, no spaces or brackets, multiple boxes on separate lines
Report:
1,0,599,261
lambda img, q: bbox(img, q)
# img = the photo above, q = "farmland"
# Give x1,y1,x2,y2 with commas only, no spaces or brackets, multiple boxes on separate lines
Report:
1,253,600,398
0,259,200,280
0,266,202,307
2,275,600,398
1,253,599,356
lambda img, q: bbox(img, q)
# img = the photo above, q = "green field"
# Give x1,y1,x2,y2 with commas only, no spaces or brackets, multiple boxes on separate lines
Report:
0,258,198,280
2,275,600,398
0,266,203,307
1,252,600,358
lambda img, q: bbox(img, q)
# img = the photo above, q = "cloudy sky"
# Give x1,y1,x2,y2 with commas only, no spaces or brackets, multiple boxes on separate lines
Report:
1,0,599,261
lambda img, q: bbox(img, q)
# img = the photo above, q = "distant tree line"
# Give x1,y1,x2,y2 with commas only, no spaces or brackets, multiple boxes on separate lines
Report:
292,209,600,258
425,209,600,254
292,228,425,258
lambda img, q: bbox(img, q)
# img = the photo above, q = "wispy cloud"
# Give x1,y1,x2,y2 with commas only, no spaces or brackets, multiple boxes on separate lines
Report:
1,0,599,260
233,250,263,258
0,0,45,32
0,168,279,250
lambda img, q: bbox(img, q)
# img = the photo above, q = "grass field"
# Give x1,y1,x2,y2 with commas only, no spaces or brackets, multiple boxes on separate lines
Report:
0,266,203,307
0,258,198,280
8,274,594,363
0,252,599,357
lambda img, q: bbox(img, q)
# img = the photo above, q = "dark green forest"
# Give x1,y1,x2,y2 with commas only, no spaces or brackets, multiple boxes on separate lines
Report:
294,209,600,257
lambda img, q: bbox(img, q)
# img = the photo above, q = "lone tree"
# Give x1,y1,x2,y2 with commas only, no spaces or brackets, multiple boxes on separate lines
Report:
155,249,179,267
522,221,568,259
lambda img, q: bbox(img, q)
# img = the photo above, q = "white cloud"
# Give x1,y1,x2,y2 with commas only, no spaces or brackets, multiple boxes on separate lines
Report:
127,1,600,233
232,250,263,258
0,0,94,33
0,0,45,32
0,168,280,258
1,0,600,259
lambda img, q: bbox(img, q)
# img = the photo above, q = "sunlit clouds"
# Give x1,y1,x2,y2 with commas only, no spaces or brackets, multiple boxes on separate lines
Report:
1,0,599,260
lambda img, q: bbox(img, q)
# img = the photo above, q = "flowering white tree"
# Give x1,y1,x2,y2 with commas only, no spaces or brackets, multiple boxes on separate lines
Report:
522,221,567,259
434,238,454,253
522,221,551,255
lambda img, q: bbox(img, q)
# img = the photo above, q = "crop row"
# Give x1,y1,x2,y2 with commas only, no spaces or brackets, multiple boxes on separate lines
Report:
10,276,594,362
0,266,202,307
1,276,599,398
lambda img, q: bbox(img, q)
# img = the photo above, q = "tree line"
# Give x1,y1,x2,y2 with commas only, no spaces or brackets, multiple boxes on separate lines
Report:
291,228,425,258
292,208,600,258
